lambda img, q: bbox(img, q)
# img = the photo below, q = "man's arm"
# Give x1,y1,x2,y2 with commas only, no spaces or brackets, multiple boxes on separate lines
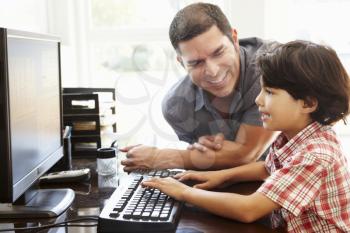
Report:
178,123,276,169
121,124,276,171
191,124,278,166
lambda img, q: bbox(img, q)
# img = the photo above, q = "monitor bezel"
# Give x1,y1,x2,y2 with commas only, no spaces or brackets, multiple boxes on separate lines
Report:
0,28,64,203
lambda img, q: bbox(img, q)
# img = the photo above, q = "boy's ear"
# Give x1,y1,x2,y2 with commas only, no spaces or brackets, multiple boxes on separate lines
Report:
302,97,318,113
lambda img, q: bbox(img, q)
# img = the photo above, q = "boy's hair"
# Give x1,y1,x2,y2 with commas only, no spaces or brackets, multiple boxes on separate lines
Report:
169,3,233,52
257,40,350,125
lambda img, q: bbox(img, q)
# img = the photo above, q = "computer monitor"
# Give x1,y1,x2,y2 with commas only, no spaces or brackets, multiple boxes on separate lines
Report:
0,28,74,218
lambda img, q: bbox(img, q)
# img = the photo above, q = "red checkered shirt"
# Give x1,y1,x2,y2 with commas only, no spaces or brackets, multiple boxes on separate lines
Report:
257,122,350,232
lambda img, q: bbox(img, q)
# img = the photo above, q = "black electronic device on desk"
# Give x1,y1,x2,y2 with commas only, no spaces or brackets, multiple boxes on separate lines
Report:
98,170,183,233
39,168,91,184
0,27,74,218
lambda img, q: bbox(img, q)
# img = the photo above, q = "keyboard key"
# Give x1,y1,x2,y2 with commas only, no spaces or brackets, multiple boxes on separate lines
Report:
98,169,184,233
159,213,169,220
109,212,119,218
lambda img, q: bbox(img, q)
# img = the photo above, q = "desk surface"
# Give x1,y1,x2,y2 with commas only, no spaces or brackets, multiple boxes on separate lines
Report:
0,159,286,233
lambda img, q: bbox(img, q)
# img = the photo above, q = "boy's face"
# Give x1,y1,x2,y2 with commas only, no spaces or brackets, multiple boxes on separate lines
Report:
255,82,313,140
177,25,240,98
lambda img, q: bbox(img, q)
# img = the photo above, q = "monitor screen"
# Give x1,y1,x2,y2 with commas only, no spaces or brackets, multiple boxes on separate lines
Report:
8,32,62,198
0,28,74,218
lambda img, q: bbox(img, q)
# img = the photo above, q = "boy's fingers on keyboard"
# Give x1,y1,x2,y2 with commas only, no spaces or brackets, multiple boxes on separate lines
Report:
178,172,201,182
193,182,210,189
174,170,196,179
142,178,161,189
173,171,188,179
141,180,153,188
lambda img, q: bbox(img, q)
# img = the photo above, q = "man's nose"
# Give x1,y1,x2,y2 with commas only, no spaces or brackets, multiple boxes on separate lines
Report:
204,59,219,76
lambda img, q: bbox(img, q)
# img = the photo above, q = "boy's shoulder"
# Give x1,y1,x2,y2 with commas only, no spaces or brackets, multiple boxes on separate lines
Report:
293,126,341,166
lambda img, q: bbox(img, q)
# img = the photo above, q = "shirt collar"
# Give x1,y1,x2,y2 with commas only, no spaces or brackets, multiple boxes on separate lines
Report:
237,46,246,93
195,87,205,111
272,121,324,163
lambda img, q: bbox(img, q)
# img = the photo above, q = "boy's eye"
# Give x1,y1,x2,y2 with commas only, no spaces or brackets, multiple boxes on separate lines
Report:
265,88,273,95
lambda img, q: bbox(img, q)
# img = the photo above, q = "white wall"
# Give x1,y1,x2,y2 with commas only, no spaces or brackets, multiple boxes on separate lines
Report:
47,0,82,87
227,0,265,39
0,0,268,89
0,0,81,88
0,0,49,33
1,0,348,149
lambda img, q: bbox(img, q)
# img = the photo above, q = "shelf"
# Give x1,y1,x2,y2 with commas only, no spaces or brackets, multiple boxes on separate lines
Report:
62,87,117,158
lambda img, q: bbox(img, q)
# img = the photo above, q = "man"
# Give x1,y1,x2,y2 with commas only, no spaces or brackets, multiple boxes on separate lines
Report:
121,3,275,171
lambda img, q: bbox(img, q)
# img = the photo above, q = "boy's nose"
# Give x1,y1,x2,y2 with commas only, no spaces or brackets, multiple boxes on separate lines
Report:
255,90,264,106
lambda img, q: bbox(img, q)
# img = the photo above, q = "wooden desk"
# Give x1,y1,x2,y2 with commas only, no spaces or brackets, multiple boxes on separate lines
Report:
0,159,285,233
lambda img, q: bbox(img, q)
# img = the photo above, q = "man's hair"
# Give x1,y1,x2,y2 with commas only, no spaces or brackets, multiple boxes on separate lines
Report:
257,40,350,125
169,3,232,52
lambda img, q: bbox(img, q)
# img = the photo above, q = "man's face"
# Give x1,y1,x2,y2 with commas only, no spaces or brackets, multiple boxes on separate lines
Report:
177,25,240,98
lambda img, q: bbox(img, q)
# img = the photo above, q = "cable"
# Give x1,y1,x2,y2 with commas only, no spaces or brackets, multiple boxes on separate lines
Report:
36,223,98,233
0,217,98,232
0,216,99,232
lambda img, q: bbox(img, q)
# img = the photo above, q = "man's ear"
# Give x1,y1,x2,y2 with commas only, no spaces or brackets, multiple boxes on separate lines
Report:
231,28,238,43
302,97,318,113
177,56,184,68
231,28,239,50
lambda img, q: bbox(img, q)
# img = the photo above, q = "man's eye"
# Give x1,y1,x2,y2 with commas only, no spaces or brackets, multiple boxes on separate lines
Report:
188,61,202,68
214,50,224,57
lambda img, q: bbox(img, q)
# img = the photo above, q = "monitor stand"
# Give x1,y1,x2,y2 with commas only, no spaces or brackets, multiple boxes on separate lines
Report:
0,189,75,218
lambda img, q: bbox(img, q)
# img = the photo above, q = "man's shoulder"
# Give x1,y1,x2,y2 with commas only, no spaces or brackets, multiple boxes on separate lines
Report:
239,37,265,53
237,38,266,99
239,37,278,58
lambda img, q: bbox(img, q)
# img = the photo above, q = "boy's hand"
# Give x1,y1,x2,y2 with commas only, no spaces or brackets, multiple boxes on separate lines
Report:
142,177,190,201
174,170,229,190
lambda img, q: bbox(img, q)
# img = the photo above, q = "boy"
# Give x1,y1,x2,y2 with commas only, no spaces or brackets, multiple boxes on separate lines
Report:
142,40,350,232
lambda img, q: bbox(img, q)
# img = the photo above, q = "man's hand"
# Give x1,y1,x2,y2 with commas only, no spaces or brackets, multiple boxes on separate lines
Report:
174,170,230,190
187,133,225,152
120,145,159,172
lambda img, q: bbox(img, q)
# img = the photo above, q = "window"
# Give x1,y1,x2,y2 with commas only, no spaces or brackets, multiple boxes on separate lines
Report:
83,0,227,147
62,0,349,149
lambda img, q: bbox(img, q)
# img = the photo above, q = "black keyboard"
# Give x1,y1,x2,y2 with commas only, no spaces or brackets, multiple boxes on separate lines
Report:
98,170,184,233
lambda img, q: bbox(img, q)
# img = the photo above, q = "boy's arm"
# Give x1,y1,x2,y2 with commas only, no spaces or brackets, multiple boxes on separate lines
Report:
176,161,269,190
183,189,280,223
121,124,275,171
143,161,278,224
225,161,270,183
